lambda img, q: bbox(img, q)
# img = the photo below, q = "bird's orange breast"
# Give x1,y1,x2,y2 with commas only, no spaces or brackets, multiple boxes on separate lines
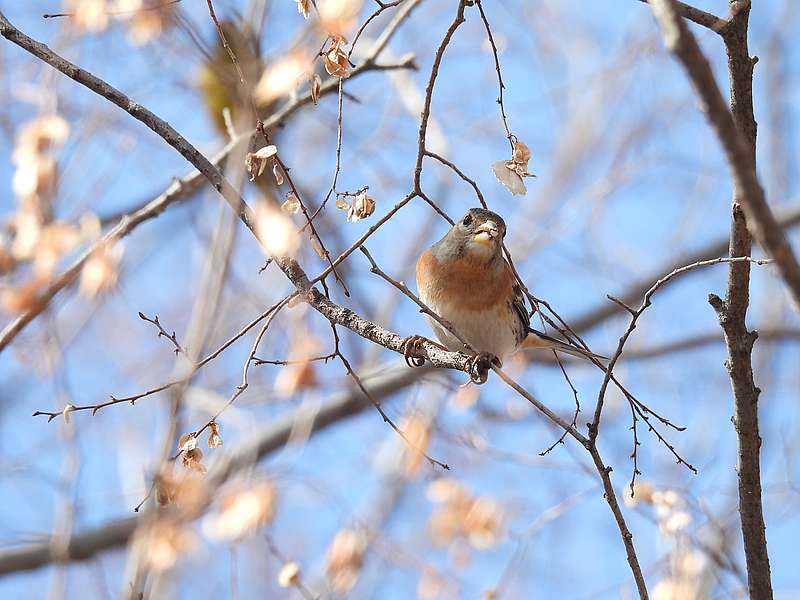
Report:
416,249,513,311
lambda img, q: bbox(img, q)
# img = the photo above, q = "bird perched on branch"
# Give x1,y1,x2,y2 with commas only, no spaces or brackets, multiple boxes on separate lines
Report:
404,208,604,382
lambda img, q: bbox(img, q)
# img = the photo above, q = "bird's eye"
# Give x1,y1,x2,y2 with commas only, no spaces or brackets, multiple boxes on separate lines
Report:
462,214,473,226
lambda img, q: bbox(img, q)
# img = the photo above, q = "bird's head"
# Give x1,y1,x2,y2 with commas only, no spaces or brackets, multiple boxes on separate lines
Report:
446,207,507,260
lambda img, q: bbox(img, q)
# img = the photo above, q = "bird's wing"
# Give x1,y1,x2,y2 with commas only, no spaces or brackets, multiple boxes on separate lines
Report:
506,264,606,362
511,278,531,334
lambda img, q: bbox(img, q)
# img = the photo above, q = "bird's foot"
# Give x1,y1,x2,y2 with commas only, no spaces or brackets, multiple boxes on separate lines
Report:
465,352,502,385
400,335,447,368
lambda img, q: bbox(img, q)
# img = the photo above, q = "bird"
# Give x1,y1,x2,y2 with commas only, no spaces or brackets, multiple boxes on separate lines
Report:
197,19,263,135
403,207,605,382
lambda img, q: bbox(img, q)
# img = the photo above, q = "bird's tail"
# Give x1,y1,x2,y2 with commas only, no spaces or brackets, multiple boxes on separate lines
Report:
521,329,607,362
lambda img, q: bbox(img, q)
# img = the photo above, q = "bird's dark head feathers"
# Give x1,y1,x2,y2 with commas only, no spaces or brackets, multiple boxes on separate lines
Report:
432,207,507,263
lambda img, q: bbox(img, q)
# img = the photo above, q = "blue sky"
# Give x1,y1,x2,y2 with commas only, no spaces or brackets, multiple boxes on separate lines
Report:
0,0,799,598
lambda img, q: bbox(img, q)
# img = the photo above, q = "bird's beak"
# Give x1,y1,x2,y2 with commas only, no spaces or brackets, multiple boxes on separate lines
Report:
474,220,500,245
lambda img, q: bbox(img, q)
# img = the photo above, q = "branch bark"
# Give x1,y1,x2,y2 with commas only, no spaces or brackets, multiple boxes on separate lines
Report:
648,1,773,597
647,0,800,312
568,203,800,335
0,10,416,353
0,362,429,576
638,0,728,32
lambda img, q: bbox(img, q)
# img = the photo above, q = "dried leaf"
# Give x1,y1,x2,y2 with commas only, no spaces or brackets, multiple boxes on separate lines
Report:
323,36,351,79
245,145,279,181
278,561,301,587
0,244,16,276
12,156,57,202
272,161,285,186
1,276,48,314
79,212,102,241
464,497,504,549
11,211,43,261
310,235,326,258
491,160,526,195
79,243,122,297
255,203,301,257
207,421,224,448
492,139,535,196
118,0,176,45
281,192,300,215
139,521,197,572
512,139,531,164
275,359,317,396
155,468,205,511
295,0,311,19
254,144,278,159
178,432,197,454
346,190,375,222
203,480,277,540
255,54,311,105
62,403,76,424
335,197,350,210
661,510,691,535
34,222,83,276
181,447,207,474
623,480,655,508
401,411,429,477
318,0,363,36
311,73,322,106
426,478,469,505
13,115,70,161
326,528,367,593
425,479,504,550
418,569,446,600
155,476,174,507
66,0,110,33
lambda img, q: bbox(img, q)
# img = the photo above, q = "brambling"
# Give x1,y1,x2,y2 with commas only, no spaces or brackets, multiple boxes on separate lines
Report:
403,208,604,382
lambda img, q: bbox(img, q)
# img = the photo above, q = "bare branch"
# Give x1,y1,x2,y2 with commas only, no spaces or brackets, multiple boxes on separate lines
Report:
637,0,728,32
647,0,800,311
568,203,800,334
649,1,774,597
0,362,430,576
0,9,417,353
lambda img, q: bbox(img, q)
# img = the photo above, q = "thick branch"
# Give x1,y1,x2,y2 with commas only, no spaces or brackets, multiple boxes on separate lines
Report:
647,0,800,311
0,149,223,353
285,262,476,377
568,203,800,334
638,0,728,32
0,10,416,353
649,1,773,597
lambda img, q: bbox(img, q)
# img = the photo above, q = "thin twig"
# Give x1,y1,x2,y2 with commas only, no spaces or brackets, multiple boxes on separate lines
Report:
138,312,185,356
475,0,513,148
646,0,800,310
590,257,771,452
33,298,290,421
424,150,487,207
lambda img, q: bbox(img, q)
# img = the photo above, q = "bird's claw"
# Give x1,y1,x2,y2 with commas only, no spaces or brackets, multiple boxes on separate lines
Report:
400,335,430,368
465,352,501,385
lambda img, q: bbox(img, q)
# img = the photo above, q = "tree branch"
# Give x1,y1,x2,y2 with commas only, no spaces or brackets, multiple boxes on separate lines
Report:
646,0,800,312
567,203,800,335
637,0,728,32
648,1,773,597
0,362,429,576
0,9,417,353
